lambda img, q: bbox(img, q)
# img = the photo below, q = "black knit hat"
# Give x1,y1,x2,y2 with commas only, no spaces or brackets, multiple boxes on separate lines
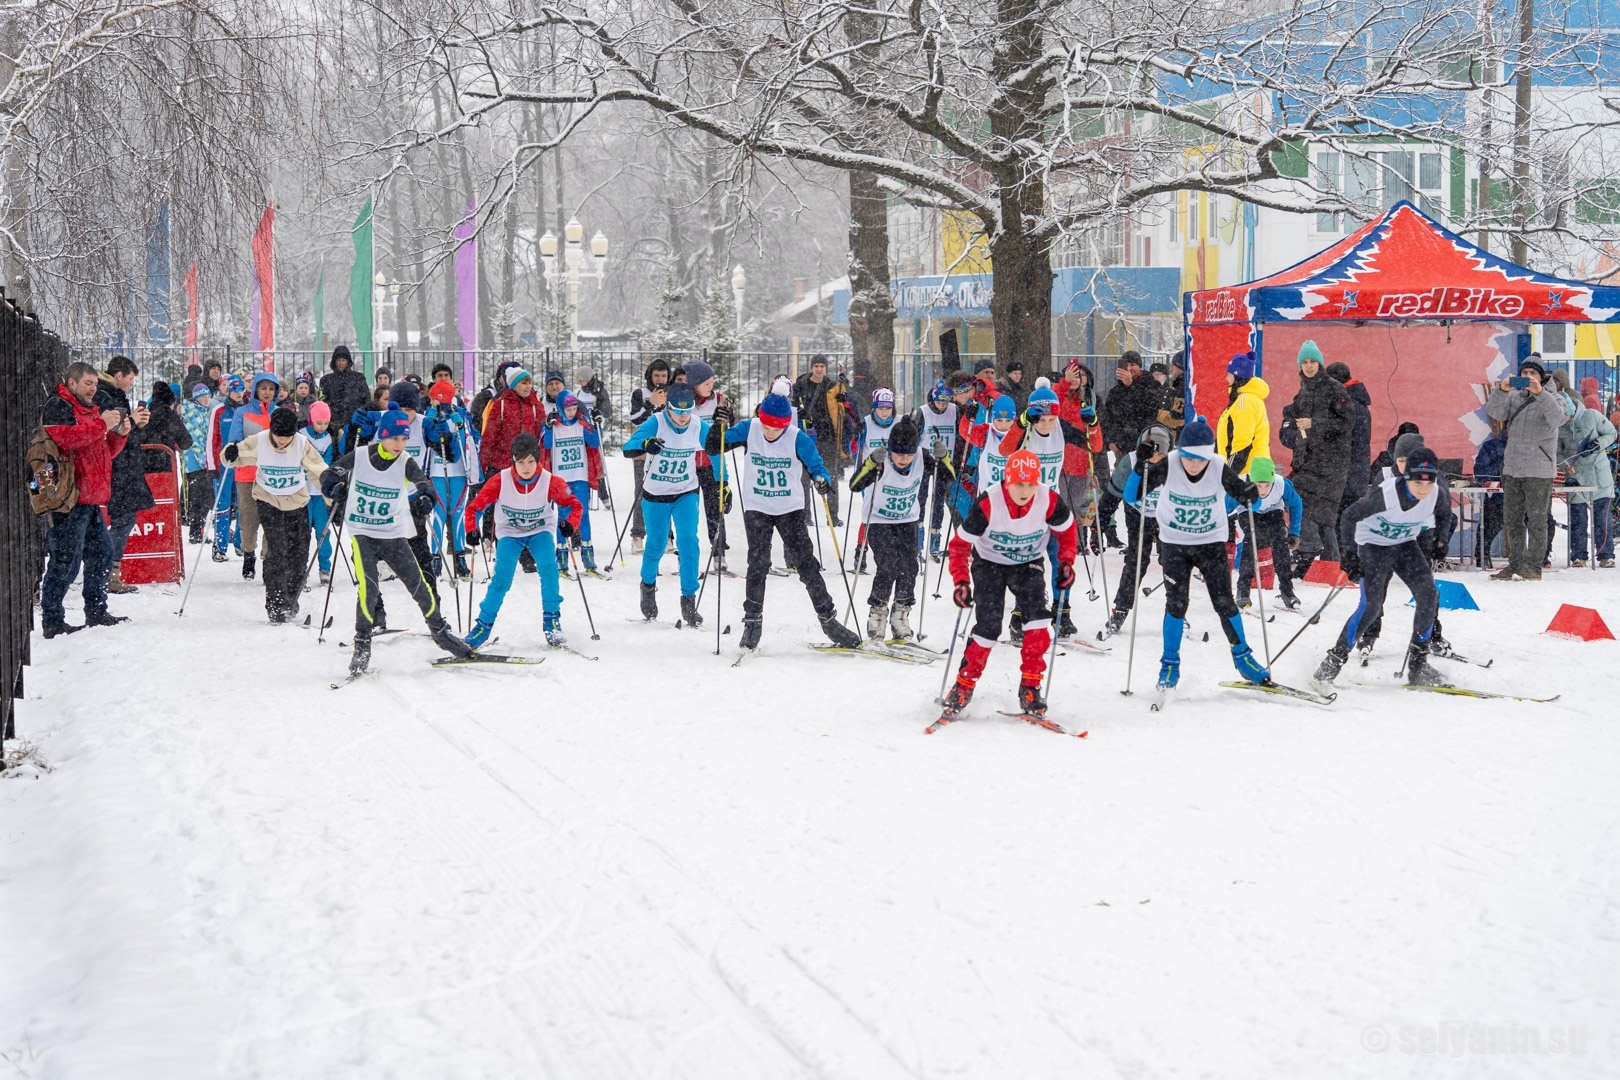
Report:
269,406,299,438
1404,447,1440,482
888,417,920,455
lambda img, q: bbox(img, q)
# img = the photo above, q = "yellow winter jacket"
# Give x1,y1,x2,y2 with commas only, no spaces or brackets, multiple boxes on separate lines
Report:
1217,377,1271,476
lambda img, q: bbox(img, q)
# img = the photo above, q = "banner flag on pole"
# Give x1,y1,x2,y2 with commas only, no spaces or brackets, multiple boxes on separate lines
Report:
184,261,199,354
145,202,171,344
349,197,374,375
251,201,276,360
454,198,478,389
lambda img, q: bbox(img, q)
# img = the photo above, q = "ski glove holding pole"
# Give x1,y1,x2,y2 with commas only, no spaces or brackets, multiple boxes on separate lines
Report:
1055,562,1076,590
953,581,973,608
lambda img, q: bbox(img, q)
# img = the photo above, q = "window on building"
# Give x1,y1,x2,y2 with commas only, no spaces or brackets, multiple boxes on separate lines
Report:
1314,147,1444,232
1314,152,1342,232
1543,323,1568,355
1418,152,1444,215
1169,194,1179,243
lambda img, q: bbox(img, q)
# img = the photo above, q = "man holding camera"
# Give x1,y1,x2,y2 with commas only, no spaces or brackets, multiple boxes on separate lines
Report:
1485,356,1571,581
93,355,153,594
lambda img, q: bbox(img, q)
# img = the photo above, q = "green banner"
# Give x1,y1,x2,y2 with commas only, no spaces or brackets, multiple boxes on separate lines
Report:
349,197,374,377
312,262,325,359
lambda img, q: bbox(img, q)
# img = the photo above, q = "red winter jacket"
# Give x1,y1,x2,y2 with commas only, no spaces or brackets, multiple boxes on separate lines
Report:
42,383,127,507
948,485,1078,584
478,389,546,474
1052,388,1104,477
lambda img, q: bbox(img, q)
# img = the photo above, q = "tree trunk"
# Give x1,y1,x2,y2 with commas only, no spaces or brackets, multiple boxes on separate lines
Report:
987,0,1052,369
847,169,894,390
1511,0,1533,264
0,18,34,311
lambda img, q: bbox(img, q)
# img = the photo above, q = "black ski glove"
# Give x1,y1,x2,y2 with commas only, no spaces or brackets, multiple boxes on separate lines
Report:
1055,562,1076,590
813,477,830,496
643,436,665,456
558,518,577,541
465,526,481,547
1340,550,1363,582
953,580,973,609
222,443,239,463
713,401,736,428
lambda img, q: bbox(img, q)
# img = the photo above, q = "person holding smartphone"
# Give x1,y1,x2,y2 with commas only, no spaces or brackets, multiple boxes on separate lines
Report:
626,358,672,555
1485,356,1572,580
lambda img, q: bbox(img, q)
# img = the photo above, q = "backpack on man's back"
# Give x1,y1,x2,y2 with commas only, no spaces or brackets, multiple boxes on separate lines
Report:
27,425,77,515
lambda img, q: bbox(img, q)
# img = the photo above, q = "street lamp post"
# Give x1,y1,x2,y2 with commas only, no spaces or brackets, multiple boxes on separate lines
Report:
730,264,746,336
540,217,608,350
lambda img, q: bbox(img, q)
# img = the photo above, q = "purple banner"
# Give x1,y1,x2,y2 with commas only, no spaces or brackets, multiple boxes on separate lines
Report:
454,198,477,389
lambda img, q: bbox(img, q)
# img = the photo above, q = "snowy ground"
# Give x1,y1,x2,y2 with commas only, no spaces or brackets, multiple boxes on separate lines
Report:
4,459,1619,1078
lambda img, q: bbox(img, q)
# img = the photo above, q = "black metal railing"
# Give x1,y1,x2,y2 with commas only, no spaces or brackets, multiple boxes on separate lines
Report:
5,292,70,757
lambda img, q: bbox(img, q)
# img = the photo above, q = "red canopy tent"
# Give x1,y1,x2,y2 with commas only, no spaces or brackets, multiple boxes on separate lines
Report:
1183,201,1620,466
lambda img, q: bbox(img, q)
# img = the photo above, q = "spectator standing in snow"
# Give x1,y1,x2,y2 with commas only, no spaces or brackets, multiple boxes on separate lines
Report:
1325,361,1372,512
1470,423,1507,567
792,355,855,526
1279,341,1353,569
319,346,371,437
40,361,132,637
1485,356,1570,580
1215,351,1271,478
93,355,153,595
1562,391,1616,567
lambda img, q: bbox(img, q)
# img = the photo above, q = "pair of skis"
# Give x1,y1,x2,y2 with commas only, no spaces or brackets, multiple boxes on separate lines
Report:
925,709,1087,738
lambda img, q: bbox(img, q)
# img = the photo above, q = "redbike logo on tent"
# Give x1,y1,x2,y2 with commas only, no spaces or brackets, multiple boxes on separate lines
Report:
1373,287,1526,318
1200,292,1240,321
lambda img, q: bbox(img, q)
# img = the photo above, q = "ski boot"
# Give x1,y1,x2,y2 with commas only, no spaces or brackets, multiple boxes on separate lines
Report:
1016,682,1048,717
679,594,704,628
1278,591,1302,613
241,552,257,580
740,617,763,651
543,611,567,647
85,611,129,627
1156,660,1180,690
212,548,229,563
581,543,600,574
349,636,372,677
431,554,444,580
631,536,645,555
1405,641,1449,687
1009,610,1025,645
940,679,974,717
1234,586,1252,610
188,526,204,545
1103,520,1124,549
866,605,887,640
520,547,538,574
1313,643,1350,686
1427,627,1455,659
319,569,331,586
1226,614,1269,683
929,531,943,562
820,614,862,648
431,622,474,659
1158,614,1185,690
464,619,494,650
639,581,658,620
1055,603,1077,639
453,553,472,581
556,546,572,578
889,603,915,642
853,547,869,576
1102,608,1126,637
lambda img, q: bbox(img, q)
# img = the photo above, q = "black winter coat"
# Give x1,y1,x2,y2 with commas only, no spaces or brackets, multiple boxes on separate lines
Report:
93,376,156,518
140,381,193,470
1340,378,1373,499
1280,370,1353,512
1099,377,1159,451
319,357,371,435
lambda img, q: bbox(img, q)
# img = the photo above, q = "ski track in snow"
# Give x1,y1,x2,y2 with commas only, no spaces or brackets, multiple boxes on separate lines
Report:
4,461,1619,1078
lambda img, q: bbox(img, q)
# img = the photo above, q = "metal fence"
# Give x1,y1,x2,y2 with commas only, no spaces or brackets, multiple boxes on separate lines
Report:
5,294,70,756
64,343,1167,423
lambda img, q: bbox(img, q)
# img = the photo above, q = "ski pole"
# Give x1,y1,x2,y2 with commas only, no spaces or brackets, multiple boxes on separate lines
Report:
566,542,600,640
936,601,972,704
1121,493,1150,696
606,488,643,567
931,515,959,598
840,477,857,569
1077,547,1098,601
820,491,863,635
176,467,236,615
1246,504,1272,666
915,541,929,641
1090,474,1111,612
715,418,727,655
316,504,350,644
1270,582,1348,665
598,463,623,567
1043,587,1069,698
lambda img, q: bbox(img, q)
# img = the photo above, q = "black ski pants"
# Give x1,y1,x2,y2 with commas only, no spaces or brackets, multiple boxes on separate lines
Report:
186,469,215,534
351,533,449,642
866,521,919,608
970,558,1051,643
1236,508,1296,598
1162,540,1242,645
743,509,835,622
257,500,311,620
1335,541,1437,653
1112,505,1159,615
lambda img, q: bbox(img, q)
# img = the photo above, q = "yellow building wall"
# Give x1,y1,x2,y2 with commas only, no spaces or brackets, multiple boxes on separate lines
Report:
942,212,993,275
1572,323,1620,361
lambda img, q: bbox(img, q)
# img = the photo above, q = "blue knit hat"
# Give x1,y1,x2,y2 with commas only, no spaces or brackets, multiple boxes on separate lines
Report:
1227,352,1256,382
544,370,565,385
665,384,695,411
1026,386,1059,417
989,394,1018,421
190,383,212,400
683,360,715,387
1178,414,1216,459
930,379,951,402
389,379,421,413
224,374,247,395
872,387,896,410
758,393,793,429
376,403,412,441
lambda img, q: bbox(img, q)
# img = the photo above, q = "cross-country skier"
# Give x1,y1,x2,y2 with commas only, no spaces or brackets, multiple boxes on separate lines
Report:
706,393,863,652
222,406,330,622
541,391,605,576
423,379,478,581
622,383,711,626
461,433,583,648
1230,456,1303,611
1123,415,1268,691
940,448,1078,718
1352,431,1455,657
1312,447,1447,688
913,380,959,560
850,387,898,573
320,404,473,675
1100,423,1173,638
303,402,337,585
848,416,948,641
209,374,247,563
